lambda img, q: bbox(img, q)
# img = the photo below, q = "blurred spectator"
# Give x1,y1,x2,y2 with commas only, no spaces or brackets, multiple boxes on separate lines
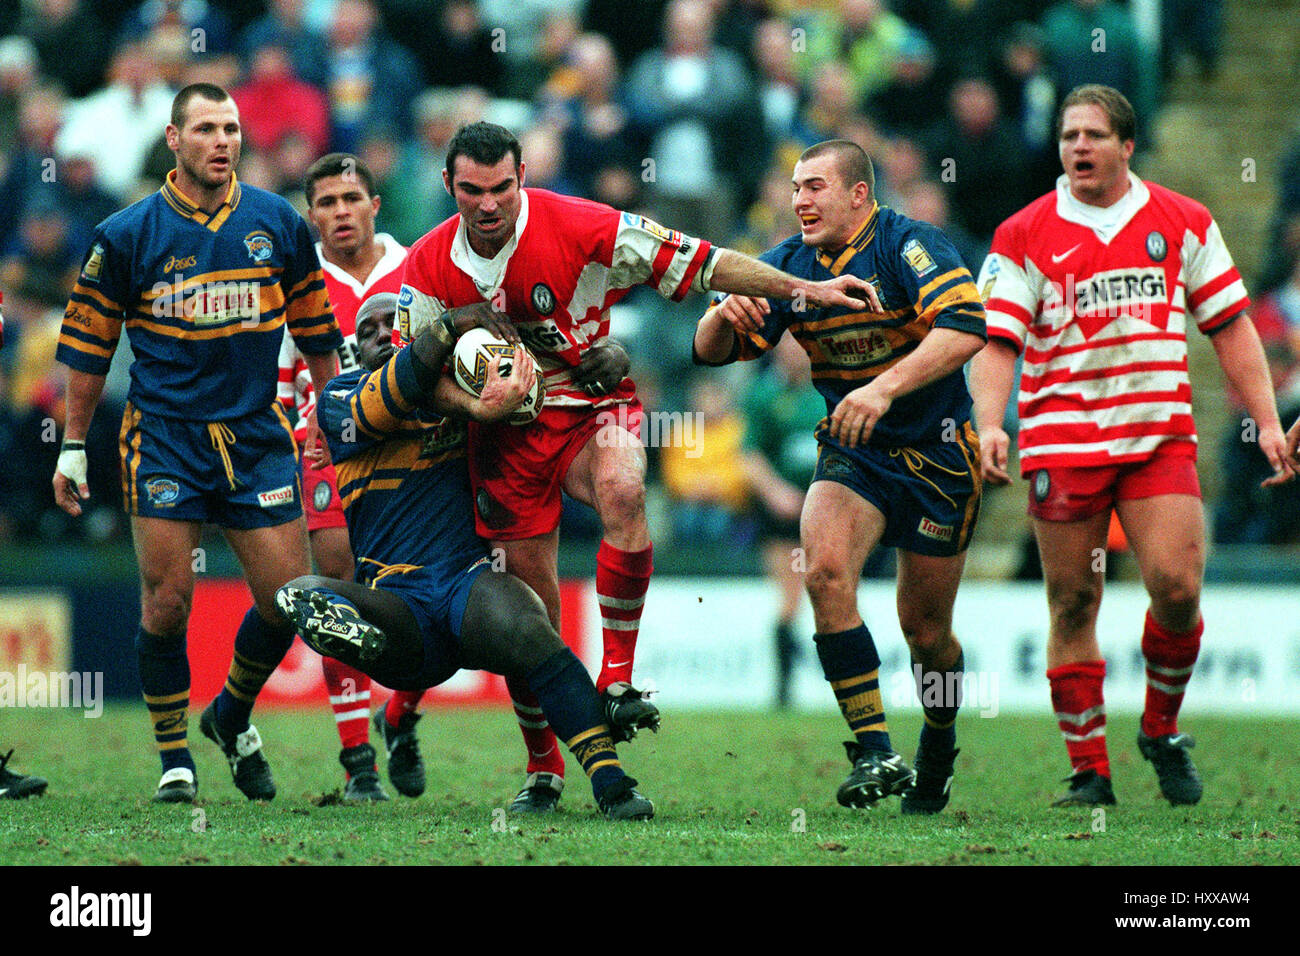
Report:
626,0,758,238
731,163,801,256
53,42,173,200
22,0,113,99
1161,0,1223,81
873,134,927,209
231,37,330,155
991,21,1059,201
790,59,861,146
0,83,64,242
510,10,583,101
323,0,422,153
739,333,823,708
397,86,485,240
0,194,81,323
1257,130,1300,295
1042,0,1157,137
517,122,577,195
0,35,38,158
891,0,1041,87
268,131,316,207
544,32,646,208
712,0,773,63
118,0,234,56
51,144,121,249
239,0,328,87
584,0,669,69
863,28,943,139
804,0,908,103
355,125,424,245
1213,252,1300,544
660,377,751,545
477,0,587,98
751,17,802,147
395,0,506,96
899,179,987,273
921,76,1027,242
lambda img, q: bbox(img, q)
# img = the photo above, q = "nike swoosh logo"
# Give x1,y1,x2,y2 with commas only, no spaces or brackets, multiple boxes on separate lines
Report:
530,747,555,759
1051,244,1082,264
607,660,631,669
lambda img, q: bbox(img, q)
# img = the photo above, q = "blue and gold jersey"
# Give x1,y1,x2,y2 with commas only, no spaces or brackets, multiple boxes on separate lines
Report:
317,347,485,575
728,204,986,447
56,171,341,420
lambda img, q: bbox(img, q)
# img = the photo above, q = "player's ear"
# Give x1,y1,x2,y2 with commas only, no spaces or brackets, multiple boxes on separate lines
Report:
165,123,179,151
442,168,452,196
371,194,381,216
517,161,526,189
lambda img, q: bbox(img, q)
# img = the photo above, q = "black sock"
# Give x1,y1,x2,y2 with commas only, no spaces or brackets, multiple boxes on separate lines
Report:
214,607,294,733
915,649,963,755
814,624,891,752
137,626,194,773
527,649,625,802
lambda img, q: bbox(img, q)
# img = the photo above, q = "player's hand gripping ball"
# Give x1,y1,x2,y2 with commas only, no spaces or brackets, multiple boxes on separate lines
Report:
452,327,545,424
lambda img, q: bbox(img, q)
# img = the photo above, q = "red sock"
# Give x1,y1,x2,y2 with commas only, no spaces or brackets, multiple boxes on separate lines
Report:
322,656,371,750
383,688,425,727
1141,611,1202,738
505,675,564,776
595,540,653,692
1047,660,1110,778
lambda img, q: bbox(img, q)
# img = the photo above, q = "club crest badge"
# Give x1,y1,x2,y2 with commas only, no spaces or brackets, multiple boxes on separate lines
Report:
243,231,274,263
531,283,556,316
1146,231,1167,262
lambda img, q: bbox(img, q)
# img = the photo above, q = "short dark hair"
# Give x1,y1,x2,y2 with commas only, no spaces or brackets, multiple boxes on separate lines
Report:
303,153,377,205
798,140,875,195
445,122,522,182
1057,84,1136,143
171,83,231,128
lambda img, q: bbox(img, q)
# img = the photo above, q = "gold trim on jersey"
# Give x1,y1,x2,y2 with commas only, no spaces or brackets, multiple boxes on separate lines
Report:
815,202,879,276
357,558,425,585
118,402,143,514
125,311,287,340
160,171,242,232
336,439,464,510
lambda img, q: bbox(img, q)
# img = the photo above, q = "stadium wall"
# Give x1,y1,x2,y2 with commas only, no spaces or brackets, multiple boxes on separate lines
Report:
2,578,1296,715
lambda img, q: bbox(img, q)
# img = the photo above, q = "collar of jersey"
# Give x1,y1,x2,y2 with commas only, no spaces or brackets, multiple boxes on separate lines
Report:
815,201,879,275
450,189,531,297
316,232,407,299
1054,171,1150,244
160,169,242,232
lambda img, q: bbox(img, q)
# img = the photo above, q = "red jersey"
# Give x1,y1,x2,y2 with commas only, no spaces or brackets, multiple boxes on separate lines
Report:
979,173,1250,472
397,188,716,408
278,233,407,441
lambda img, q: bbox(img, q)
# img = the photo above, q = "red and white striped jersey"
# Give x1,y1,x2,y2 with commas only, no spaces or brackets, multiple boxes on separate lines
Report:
397,188,716,408
979,173,1250,471
278,233,407,442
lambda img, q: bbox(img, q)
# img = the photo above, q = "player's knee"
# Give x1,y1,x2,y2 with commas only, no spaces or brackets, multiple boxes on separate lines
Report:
804,559,854,609
594,471,646,529
899,616,952,659
140,581,192,634
1148,571,1201,630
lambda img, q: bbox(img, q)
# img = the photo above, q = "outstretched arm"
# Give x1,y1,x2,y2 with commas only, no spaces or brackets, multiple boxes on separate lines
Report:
1210,315,1294,486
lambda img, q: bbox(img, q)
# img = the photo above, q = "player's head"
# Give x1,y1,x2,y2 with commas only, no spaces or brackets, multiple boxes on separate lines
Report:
443,122,526,257
166,83,240,192
791,140,875,250
356,291,398,370
304,152,380,258
1057,84,1136,207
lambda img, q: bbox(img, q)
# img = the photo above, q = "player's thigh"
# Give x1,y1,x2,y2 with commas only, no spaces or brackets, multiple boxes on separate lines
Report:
1114,494,1205,604
1032,510,1111,622
801,479,886,586
225,517,313,616
309,526,355,582
495,531,562,628
895,548,967,640
131,515,203,609
563,425,647,517
458,566,562,675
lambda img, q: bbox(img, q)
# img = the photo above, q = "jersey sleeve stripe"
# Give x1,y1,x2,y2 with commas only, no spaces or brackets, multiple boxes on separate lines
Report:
57,329,115,358
72,285,124,314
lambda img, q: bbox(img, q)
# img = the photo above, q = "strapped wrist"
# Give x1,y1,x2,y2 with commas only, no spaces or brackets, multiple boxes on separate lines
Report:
60,439,86,451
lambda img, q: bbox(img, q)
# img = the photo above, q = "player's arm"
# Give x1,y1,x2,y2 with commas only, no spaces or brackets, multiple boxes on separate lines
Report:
968,340,1019,485
429,351,535,422
705,248,883,323
570,338,631,398
409,303,533,422
53,368,106,516
1209,314,1295,486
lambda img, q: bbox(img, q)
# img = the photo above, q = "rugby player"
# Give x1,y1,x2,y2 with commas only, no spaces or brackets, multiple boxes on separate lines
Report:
398,122,878,812
694,139,988,813
276,293,655,820
279,153,425,801
53,83,343,802
970,85,1294,806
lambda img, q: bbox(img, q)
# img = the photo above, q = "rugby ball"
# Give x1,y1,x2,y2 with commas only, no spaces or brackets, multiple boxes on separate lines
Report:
451,327,545,425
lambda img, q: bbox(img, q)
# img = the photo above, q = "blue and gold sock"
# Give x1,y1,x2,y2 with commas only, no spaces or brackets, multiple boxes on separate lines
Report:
213,607,295,734
915,649,963,755
137,627,194,773
526,649,625,801
815,624,892,753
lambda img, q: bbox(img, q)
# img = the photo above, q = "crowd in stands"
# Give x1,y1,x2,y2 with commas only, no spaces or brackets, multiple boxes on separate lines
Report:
4,0,1292,553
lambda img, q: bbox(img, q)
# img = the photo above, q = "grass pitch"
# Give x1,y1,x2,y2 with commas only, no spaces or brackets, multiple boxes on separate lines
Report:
2,706,1297,866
